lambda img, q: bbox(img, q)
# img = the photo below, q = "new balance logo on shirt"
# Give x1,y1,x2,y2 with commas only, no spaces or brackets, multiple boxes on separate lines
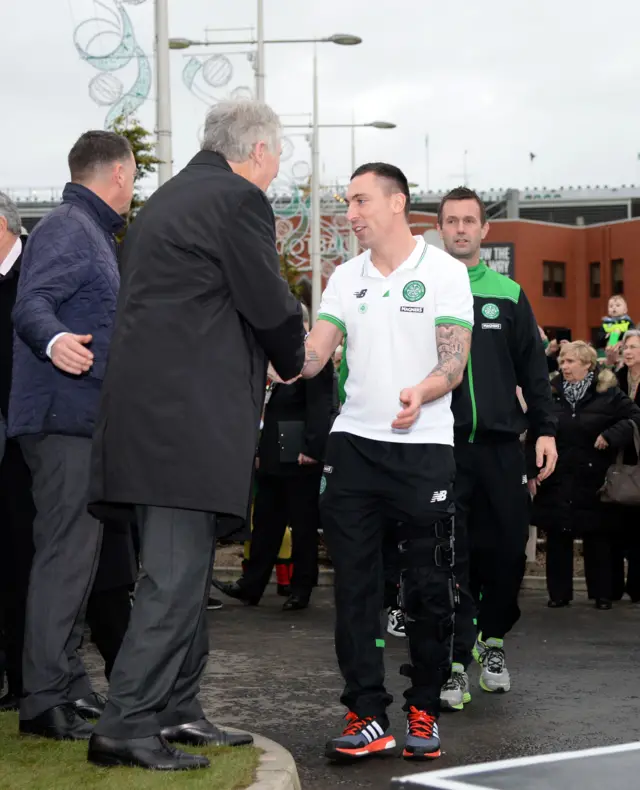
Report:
354,289,368,299
430,490,448,503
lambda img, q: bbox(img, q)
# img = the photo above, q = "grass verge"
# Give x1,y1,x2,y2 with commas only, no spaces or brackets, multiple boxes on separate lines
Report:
0,712,260,790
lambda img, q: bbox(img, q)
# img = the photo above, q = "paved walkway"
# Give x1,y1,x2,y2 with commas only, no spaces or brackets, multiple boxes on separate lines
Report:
86,587,640,789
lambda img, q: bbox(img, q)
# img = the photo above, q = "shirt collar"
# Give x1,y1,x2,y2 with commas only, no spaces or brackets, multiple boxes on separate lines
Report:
467,260,488,283
361,236,427,279
0,237,22,276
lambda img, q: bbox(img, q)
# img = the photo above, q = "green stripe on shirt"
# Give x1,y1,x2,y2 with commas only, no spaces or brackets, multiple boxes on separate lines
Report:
435,316,473,331
317,313,347,335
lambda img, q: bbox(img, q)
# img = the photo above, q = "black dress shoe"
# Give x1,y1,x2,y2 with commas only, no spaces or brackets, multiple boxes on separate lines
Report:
595,599,613,610
282,593,310,611
211,578,260,606
0,692,21,712
88,733,210,770
20,703,93,740
73,692,107,719
547,599,571,608
161,718,254,747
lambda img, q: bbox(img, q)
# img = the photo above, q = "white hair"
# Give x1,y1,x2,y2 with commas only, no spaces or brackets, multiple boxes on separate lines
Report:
0,192,21,235
201,100,281,162
623,329,640,346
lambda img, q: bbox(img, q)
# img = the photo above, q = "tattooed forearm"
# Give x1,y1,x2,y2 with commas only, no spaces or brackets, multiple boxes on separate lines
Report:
300,320,344,378
430,323,471,387
414,323,472,404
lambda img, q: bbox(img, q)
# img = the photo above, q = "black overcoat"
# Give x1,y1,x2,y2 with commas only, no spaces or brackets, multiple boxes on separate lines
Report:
530,369,640,535
90,151,305,519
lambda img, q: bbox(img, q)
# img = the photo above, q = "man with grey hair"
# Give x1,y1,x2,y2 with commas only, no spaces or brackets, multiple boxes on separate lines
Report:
87,100,305,771
0,193,35,716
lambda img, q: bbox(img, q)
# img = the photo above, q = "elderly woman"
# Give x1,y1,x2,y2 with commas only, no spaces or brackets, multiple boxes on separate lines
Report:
610,330,640,603
529,341,640,609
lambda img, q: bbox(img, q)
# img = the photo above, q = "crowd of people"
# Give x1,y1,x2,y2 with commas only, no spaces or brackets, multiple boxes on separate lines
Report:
0,98,638,774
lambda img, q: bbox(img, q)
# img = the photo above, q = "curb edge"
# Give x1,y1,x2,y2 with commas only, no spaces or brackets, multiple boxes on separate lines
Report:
227,729,300,790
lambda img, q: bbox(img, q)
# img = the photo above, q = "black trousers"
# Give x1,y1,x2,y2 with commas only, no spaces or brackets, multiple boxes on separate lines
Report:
0,439,35,696
240,471,321,600
95,506,216,739
85,586,132,681
453,440,530,668
611,524,640,602
320,432,456,720
546,531,614,602
19,435,103,720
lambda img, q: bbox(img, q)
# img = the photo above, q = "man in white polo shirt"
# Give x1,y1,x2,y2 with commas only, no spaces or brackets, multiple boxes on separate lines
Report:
300,163,473,762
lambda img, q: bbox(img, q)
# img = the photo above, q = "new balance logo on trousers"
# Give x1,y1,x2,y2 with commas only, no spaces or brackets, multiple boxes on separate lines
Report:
430,490,448,503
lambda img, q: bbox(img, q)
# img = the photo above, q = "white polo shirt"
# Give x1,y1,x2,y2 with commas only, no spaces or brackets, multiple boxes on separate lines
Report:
318,237,474,445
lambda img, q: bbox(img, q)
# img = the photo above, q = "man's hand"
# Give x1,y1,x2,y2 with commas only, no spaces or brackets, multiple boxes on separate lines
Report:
267,363,300,385
535,435,558,482
594,434,609,450
392,387,423,430
297,453,318,465
527,478,538,497
51,334,93,375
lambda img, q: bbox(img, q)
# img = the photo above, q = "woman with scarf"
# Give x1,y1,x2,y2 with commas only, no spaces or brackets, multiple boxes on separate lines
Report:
529,341,640,609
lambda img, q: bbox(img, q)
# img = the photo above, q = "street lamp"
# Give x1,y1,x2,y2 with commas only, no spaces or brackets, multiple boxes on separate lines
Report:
163,31,361,192
168,34,363,49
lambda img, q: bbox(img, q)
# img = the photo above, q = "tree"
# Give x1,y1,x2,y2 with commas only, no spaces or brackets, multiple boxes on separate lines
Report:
110,115,161,233
279,247,306,301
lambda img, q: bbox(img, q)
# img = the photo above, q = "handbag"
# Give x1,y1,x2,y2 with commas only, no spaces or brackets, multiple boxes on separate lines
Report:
599,420,640,506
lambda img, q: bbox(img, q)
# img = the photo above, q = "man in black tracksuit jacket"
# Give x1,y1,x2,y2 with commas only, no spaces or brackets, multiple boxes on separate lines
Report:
437,187,557,708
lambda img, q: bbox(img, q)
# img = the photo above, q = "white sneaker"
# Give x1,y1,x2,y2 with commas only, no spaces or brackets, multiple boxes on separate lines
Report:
387,608,406,638
440,663,471,711
476,637,511,693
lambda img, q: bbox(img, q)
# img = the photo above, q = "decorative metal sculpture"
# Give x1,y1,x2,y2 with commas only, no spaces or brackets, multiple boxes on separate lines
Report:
73,0,151,128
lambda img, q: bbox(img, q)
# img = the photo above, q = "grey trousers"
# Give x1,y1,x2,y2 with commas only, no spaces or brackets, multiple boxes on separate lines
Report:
94,505,216,739
19,435,103,720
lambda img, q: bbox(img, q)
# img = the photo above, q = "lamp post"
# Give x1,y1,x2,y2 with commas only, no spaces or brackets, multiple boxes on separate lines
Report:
155,0,173,186
256,0,265,101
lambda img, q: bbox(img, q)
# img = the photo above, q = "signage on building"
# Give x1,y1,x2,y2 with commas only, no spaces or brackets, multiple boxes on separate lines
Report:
481,242,515,278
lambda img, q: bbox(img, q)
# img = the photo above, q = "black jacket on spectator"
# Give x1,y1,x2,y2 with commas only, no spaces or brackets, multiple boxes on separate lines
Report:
258,362,338,476
89,151,305,521
531,368,640,535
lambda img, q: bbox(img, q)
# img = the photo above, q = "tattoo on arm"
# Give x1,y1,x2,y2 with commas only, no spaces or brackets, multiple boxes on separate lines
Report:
428,323,471,388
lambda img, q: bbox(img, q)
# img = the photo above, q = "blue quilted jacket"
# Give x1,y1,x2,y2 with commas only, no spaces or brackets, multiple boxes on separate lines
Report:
8,183,124,438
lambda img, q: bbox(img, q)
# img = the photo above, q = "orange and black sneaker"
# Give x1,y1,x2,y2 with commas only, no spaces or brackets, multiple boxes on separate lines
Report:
325,712,396,761
402,707,441,760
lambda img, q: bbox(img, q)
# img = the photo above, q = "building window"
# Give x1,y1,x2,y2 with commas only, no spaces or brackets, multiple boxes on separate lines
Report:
611,259,624,295
589,262,601,298
543,261,566,298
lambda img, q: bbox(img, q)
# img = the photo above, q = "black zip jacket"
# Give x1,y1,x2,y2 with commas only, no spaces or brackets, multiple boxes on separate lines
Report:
451,262,556,443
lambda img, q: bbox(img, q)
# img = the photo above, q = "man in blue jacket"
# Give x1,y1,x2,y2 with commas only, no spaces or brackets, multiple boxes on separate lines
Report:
9,130,135,740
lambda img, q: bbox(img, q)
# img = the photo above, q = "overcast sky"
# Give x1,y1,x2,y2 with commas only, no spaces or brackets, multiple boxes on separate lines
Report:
3,0,640,195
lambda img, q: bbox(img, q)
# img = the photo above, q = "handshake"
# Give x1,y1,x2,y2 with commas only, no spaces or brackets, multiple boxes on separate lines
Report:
268,342,321,384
